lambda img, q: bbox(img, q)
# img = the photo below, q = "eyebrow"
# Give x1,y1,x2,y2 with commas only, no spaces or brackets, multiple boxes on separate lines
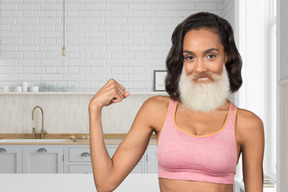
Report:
183,48,220,55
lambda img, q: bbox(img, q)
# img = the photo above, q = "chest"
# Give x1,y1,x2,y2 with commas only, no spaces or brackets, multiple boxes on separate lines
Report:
158,134,237,174
175,107,229,136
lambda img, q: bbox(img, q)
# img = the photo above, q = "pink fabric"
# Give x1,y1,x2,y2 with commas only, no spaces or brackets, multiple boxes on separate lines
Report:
157,99,238,184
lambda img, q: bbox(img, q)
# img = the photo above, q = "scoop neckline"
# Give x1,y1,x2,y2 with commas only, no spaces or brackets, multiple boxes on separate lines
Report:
172,101,232,138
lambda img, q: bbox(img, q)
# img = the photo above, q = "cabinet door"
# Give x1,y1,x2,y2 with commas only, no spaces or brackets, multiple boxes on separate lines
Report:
68,164,92,174
147,145,158,173
67,146,92,174
23,146,64,173
0,146,22,173
68,147,91,162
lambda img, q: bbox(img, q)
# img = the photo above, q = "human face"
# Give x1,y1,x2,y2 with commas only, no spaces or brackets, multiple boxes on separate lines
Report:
182,28,227,83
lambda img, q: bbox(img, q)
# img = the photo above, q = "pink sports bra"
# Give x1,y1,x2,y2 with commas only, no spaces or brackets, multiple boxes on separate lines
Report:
157,99,238,184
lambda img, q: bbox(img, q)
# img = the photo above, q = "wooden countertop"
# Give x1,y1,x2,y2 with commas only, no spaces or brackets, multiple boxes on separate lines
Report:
0,133,157,145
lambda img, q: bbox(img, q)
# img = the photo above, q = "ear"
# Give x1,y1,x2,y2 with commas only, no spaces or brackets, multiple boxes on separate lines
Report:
224,52,230,64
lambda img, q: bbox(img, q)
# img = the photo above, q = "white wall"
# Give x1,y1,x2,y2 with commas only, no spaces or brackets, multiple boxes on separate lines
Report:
0,0,223,92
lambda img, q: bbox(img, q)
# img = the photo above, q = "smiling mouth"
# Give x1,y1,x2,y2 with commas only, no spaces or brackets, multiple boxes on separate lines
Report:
195,76,213,82
198,76,210,81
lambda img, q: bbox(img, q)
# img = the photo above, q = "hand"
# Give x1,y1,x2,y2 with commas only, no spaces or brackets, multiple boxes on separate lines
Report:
89,79,130,111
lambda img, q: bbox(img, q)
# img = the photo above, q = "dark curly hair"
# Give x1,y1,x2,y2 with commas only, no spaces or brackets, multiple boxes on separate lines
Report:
165,12,242,101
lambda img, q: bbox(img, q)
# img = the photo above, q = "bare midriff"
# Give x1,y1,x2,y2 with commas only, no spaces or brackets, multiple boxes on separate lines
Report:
159,179,233,192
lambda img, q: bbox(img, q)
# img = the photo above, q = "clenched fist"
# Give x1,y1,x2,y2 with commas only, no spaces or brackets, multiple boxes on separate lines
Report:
89,79,130,111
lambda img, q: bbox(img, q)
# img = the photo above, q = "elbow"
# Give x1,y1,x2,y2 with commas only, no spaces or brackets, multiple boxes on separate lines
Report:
96,185,116,192
95,181,117,192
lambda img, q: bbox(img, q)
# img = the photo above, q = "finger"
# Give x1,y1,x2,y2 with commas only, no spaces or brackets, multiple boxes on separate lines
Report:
113,91,129,102
115,81,126,92
116,86,125,98
108,86,124,103
124,92,130,98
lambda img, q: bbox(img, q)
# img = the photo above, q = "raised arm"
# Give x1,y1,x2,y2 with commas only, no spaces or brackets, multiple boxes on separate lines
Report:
237,109,265,192
89,79,156,192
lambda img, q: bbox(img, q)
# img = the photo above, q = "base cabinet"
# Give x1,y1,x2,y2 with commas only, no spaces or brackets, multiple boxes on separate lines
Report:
0,144,158,174
66,146,92,174
0,146,22,173
23,146,64,173
68,164,92,174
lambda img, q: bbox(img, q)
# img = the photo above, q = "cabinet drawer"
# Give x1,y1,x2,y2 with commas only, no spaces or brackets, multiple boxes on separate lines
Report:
68,147,91,162
68,164,92,174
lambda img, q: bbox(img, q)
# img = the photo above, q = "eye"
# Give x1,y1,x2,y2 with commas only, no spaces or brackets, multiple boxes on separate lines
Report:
207,54,216,59
184,55,194,61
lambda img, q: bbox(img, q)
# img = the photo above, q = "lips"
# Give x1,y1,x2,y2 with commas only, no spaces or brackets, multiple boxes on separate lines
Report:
197,76,210,81
194,75,213,82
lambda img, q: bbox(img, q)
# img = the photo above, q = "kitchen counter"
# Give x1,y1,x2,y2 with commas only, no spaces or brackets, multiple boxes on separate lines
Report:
0,133,157,145
0,174,160,192
0,138,157,145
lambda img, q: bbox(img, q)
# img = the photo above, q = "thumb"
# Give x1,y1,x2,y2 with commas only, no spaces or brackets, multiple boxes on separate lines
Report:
124,92,130,98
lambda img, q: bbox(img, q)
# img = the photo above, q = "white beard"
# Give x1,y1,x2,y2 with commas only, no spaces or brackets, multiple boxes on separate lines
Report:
179,67,230,112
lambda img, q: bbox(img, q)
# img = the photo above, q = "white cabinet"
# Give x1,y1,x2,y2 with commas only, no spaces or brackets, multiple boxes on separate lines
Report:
0,146,22,173
23,146,64,173
66,146,92,174
0,144,158,174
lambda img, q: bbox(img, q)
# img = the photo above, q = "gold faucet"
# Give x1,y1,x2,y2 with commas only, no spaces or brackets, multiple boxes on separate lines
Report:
32,106,47,139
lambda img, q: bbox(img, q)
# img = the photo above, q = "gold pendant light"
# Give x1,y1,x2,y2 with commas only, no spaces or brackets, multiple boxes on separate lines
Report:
61,0,67,67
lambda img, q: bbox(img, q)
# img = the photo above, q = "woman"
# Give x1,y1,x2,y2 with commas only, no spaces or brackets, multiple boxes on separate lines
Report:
89,12,264,192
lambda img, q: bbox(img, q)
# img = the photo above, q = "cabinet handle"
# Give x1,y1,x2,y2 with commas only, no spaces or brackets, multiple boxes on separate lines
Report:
81,152,90,157
37,148,47,153
0,148,6,153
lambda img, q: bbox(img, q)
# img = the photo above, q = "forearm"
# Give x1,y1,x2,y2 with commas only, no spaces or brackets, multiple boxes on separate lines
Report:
88,79,130,191
89,107,115,191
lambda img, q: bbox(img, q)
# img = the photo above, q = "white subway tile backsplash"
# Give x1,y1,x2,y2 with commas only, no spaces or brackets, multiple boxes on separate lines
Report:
18,74,40,81
129,74,150,81
111,67,123,74
78,82,89,89
100,67,110,74
12,67,23,74
23,67,34,73
34,67,45,73
12,52,23,59
79,67,90,74
0,0,231,92
41,74,62,81
106,74,128,81
68,67,79,74
0,67,11,73
85,74,105,81
45,67,56,74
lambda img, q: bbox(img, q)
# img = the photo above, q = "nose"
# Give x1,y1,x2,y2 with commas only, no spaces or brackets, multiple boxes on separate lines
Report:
194,59,207,73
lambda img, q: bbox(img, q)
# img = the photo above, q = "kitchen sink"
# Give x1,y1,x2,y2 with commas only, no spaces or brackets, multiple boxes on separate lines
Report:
0,139,72,143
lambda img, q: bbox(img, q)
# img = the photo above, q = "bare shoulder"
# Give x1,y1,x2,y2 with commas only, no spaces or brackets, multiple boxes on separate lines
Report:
236,108,264,145
139,95,171,131
142,95,170,109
